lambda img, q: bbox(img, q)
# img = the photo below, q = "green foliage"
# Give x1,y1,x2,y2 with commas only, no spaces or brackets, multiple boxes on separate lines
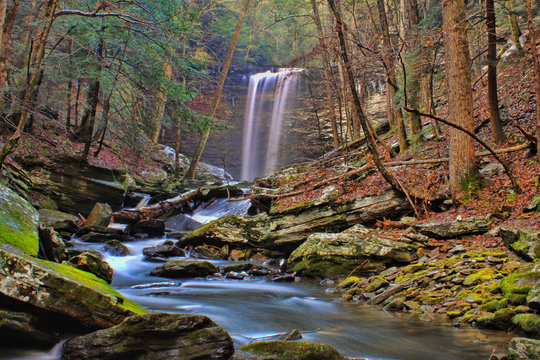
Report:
458,170,489,200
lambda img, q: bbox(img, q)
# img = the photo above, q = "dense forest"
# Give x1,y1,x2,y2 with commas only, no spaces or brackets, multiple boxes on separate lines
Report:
0,0,539,359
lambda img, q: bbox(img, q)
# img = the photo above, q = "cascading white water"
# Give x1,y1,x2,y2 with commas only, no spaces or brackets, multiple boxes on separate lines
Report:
241,68,303,181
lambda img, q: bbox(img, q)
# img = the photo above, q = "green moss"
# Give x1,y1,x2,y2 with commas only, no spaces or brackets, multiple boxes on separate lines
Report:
44,261,147,314
338,276,360,288
240,341,344,360
501,271,540,299
447,310,462,318
512,313,540,336
0,183,39,256
463,268,498,286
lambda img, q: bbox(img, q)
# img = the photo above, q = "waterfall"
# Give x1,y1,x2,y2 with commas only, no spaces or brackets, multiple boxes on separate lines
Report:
241,68,303,181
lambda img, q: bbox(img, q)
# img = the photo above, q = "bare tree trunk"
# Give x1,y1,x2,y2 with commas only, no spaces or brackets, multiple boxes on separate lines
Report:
442,0,477,201
151,61,173,143
526,0,540,154
80,36,104,162
506,0,523,56
311,0,341,148
74,80,80,127
0,0,21,89
175,125,181,179
487,0,505,144
185,0,251,180
328,0,404,195
376,0,408,152
0,0,57,167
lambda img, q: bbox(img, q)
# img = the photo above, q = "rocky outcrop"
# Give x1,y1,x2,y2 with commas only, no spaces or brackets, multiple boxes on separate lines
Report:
508,337,540,360
149,259,218,278
0,182,40,256
85,202,112,227
500,228,540,262
0,245,147,330
183,191,410,255
61,313,234,360
240,340,345,360
412,215,493,238
27,157,127,216
38,209,79,239
287,226,418,279
67,252,114,284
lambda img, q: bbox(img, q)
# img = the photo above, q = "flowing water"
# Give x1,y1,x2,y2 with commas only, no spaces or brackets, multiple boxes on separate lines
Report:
241,68,303,181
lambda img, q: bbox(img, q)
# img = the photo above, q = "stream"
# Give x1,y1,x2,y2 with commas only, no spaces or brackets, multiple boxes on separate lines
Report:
3,199,512,360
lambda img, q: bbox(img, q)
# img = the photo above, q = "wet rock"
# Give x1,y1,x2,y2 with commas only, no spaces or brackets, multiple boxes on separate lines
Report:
38,209,79,234
0,182,40,256
240,340,345,360
61,313,234,360
477,308,515,330
508,337,540,360
512,314,540,338
500,228,540,262
225,271,248,280
143,245,185,259
198,185,244,201
78,225,134,243
0,309,58,348
85,202,112,227
66,248,103,259
279,329,302,341
288,231,417,279
271,274,295,282
165,213,203,232
412,214,493,238
38,226,67,263
223,263,272,274
104,240,131,256
67,252,114,284
128,219,165,237
0,245,147,330
149,259,218,278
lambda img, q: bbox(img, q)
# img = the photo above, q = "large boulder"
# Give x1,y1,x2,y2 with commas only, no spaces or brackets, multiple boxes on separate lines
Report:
61,313,234,360
38,208,79,230
67,252,114,284
500,228,540,262
143,245,185,259
0,182,39,256
0,244,147,330
149,259,218,278
183,191,410,255
288,227,418,279
85,202,112,227
508,337,540,360
412,214,493,238
240,341,345,360
104,240,131,256
128,219,166,237
77,225,134,243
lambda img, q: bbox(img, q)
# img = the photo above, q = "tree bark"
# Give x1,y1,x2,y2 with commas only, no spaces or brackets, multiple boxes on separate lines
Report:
310,0,340,148
328,0,404,195
442,0,477,201
506,0,523,56
526,0,540,155
184,0,250,180
0,0,21,89
151,61,173,143
0,0,57,167
376,0,408,152
486,0,505,144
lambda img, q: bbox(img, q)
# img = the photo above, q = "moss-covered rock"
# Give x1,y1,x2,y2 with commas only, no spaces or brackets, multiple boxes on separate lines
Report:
61,313,234,360
463,268,499,286
149,259,218,278
508,337,540,360
512,314,540,337
0,245,147,330
501,270,540,306
500,228,540,262
240,341,345,360
0,182,39,256
476,308,515,330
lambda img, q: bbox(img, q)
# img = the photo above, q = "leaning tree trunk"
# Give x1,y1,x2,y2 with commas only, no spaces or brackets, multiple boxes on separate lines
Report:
0,0,57,167
506,0,523,56
0,0,20,90
311,0,341,148
442,0,477,201
184,0,250,180
487,0,505,144
526,0,540,155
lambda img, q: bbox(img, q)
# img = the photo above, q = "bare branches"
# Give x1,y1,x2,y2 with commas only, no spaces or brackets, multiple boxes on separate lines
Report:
54,10,145,24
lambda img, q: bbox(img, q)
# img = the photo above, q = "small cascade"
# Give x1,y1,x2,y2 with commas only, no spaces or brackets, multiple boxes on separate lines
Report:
241,68,303,181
